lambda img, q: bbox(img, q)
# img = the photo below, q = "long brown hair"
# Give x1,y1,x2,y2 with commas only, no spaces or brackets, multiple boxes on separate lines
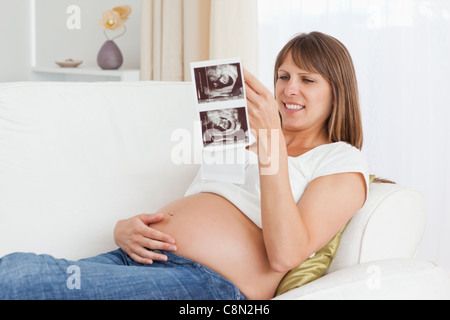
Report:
274,32,363,150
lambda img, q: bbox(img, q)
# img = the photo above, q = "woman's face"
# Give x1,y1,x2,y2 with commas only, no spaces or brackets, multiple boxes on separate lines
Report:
275,52,333,135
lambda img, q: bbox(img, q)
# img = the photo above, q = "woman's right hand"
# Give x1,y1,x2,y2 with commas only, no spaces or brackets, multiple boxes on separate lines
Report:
113,213,177,264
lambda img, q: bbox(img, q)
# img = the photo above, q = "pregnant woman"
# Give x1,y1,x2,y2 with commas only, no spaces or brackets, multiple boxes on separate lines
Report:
0,32,369,300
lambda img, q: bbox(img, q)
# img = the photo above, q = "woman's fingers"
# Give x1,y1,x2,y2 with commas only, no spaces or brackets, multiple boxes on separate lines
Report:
245,83,261,108
138,232,177,252
243,68,261,92
244,68,277,111
138,213,176,245
244,68,273,98
129,246,168,265
129,234,177,265
142,225,176,245
142,221,176,247
138,213,164,224
243,68,281,133
116,213,178,264
128,252,153,265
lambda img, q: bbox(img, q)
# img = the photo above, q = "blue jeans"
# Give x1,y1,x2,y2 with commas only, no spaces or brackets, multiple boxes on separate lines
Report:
0,249,246,300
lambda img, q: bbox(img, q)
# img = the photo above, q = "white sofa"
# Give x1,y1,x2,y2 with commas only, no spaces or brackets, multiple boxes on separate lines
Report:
1,81,449,300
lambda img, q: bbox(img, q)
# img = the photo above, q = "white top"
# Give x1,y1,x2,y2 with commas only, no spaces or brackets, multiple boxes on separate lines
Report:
184,142,370,228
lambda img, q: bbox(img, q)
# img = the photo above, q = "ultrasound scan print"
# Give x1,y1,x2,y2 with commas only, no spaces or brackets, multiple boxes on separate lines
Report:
194,63,244,104
200,107,249,147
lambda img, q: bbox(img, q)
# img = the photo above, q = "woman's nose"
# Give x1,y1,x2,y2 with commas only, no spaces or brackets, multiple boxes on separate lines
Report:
284,79,300,96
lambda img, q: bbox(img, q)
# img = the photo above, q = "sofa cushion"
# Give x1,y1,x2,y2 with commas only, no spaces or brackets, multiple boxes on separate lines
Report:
274,259,450,300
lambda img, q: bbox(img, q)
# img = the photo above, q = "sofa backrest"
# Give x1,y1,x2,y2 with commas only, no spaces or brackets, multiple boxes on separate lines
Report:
0,82,201,259
0,81,427,266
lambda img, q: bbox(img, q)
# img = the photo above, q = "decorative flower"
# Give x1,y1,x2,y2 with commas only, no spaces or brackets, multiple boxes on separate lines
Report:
100,10,123,31
113,5,132,22
99,5,132,33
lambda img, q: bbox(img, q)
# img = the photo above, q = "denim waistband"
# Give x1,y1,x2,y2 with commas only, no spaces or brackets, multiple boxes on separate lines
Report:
153,250,246,300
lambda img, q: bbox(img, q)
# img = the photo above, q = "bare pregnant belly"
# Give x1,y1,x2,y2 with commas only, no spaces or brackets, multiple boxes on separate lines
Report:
151,193,284,300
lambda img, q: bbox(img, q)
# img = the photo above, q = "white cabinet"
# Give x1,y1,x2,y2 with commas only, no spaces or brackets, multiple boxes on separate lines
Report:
31,67,140,82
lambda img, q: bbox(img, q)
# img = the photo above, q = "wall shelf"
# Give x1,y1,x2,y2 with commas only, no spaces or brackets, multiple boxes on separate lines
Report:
31,66,140,82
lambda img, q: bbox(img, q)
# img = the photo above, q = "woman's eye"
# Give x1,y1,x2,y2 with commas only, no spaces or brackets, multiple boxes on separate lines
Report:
278,75,289,80
303,78,314,83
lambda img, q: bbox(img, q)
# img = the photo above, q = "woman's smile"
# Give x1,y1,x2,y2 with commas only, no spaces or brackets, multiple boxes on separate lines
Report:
284,103,305,112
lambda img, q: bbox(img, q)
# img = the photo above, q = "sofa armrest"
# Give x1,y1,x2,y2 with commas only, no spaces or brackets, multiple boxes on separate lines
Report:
274,259,450,300
328,184,426,273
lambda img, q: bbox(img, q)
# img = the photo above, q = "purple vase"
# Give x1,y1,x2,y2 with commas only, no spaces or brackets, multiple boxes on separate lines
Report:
97,40,123,70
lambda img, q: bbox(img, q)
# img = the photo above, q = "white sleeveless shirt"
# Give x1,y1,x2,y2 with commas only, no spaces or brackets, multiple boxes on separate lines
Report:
184,142,370,228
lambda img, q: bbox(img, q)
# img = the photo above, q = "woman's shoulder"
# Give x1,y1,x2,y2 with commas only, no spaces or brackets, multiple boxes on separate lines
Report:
291,141,364,160
318,141,364,158
289,141,369,179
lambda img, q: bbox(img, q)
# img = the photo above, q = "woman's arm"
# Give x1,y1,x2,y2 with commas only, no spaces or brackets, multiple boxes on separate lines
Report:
244,69,366,273
260,167,366,272
114,213,177,264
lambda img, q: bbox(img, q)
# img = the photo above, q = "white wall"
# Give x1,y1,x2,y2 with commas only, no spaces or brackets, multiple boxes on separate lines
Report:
0,0,33,82
0,0,141,83
35,0,141,69
258,0,450,272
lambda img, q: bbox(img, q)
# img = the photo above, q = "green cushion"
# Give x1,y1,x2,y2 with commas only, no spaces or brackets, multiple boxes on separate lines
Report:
274,224,346,296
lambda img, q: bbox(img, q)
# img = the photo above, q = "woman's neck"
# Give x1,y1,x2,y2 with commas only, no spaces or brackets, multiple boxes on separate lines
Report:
283,128,330,157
